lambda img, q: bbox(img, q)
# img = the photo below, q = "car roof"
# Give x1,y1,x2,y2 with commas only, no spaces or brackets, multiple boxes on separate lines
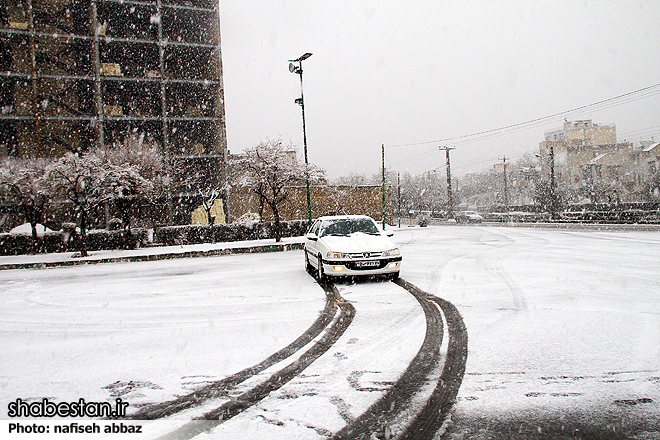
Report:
315,215,374,221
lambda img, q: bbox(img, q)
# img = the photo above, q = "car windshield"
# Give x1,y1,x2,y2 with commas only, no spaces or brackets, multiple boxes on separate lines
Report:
320,218,380,237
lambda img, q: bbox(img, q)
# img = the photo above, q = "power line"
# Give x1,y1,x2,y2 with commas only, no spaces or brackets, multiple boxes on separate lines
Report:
386,82,660,149
619,125,660,142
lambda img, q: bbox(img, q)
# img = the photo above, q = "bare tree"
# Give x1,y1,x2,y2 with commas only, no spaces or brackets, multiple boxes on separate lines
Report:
0,157,51,242
198,186,229,233
233,139,324,242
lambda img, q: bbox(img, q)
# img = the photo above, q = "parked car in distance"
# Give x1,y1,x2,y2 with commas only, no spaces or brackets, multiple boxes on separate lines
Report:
304,215,402,281
456,210,484,223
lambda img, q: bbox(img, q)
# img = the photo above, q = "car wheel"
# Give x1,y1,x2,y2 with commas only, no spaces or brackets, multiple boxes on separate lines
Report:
390,271,400,280
316,254,326,283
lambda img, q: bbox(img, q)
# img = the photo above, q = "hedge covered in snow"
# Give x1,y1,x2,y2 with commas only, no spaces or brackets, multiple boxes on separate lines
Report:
0,229,150,256
0,220,308,256
153,220,308,246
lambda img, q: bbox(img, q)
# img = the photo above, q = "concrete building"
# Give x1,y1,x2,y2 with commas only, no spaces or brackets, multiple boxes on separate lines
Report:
634,141,660,184
544,119,616,145
0,0,228,195
537,120,655,203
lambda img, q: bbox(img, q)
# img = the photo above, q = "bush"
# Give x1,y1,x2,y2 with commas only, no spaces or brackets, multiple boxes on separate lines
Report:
0,228,149,255
107,218,123,231
85,229,149,250
0,232,67,255
154,220,308,246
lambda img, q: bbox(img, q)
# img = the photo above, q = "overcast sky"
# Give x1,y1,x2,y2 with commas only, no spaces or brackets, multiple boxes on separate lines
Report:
218,0,660,180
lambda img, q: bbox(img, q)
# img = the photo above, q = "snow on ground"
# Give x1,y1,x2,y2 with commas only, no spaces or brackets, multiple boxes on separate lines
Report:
0,251,326,417
206,281,425,439
0,241,425,439
395,225,660,437
1,224,659,439
9,223,53,236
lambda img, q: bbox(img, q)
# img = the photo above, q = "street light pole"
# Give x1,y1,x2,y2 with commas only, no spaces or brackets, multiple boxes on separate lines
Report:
289,53,313,226
382,144,386,229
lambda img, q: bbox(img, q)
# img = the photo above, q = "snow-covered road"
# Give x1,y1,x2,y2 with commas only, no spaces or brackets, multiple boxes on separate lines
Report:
0,253,329,413
1,224,659,439
0,246,428,439
396,225,660,439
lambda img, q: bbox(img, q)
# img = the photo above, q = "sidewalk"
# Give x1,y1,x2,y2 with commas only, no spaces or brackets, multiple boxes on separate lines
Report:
0,237,305,270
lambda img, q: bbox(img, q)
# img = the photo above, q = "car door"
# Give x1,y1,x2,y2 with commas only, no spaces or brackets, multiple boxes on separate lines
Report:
305,220,322,266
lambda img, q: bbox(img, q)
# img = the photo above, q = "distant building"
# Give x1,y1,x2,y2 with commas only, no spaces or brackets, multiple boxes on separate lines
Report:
634,141,660,184
0,0,228,196
538,120,659,203
544,119,616,145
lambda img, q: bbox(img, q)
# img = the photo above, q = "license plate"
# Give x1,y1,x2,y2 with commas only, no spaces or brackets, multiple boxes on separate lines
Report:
356,260,379,268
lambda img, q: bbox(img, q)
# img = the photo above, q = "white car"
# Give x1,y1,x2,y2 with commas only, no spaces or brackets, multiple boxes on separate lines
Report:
304,215,402,281
456,210,484,223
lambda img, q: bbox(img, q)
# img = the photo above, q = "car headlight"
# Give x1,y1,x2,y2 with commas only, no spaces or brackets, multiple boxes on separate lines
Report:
326,251,346,259
384,248,400,257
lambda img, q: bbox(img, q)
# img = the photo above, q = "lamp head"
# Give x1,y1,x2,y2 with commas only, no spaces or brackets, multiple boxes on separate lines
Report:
288,53,313,63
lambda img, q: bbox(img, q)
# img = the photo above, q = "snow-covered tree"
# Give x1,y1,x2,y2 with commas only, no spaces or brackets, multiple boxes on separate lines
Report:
46,153,109,256
394,172,446,215
333,172,367,187
649,169,660,199
0,157,51,241
232,139,324,242
96,134,165,233
198,186,228,227
46,148,150,256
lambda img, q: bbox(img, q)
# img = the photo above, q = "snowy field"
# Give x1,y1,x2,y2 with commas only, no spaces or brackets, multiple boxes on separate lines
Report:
1,224,659,439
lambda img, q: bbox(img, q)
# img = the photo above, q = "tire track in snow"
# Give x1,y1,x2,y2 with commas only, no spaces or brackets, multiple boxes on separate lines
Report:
479,228,550,312
396,281,468,440
153,282,355,440
331,279,468,440
130,288,340,420
420,226,470,290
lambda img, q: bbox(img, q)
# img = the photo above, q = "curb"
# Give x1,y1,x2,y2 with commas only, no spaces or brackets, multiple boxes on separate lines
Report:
0,242,305,271
426,220,660,231
480,222,660,231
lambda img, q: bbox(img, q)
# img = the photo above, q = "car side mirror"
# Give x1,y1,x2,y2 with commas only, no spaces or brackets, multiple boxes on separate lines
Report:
385,230,394,237
305,233,318,241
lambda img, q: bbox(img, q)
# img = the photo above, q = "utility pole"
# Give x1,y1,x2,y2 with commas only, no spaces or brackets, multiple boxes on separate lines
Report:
549,145,557,221
397,172,401,228
439,146,456,219
500,156,509,213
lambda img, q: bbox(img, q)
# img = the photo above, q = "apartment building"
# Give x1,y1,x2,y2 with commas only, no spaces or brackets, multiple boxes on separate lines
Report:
0,0,227,195
538,120,660,202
